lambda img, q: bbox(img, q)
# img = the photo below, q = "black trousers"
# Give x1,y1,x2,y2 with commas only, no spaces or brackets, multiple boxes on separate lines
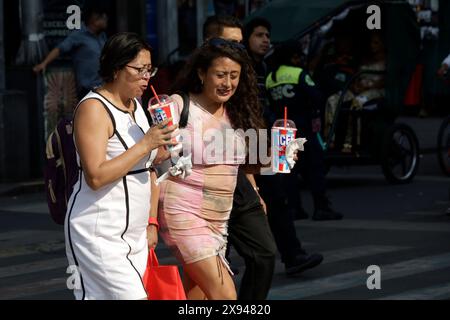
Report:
286,131,327,210
257,173,306,264
257,131,326,263
228,202,277,300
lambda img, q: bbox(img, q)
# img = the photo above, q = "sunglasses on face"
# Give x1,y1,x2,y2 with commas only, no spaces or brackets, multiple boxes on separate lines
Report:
207,38,246,51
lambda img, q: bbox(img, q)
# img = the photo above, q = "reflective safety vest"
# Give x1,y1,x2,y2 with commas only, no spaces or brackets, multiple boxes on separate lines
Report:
265,65,303,89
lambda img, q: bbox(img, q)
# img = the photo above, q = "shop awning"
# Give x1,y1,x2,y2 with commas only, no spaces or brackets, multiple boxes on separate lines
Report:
245,0,352,42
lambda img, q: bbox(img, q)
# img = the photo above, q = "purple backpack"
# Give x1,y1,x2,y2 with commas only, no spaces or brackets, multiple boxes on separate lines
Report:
44,118,79,225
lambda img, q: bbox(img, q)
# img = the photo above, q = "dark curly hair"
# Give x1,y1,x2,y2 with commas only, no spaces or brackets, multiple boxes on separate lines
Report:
171,39,265,132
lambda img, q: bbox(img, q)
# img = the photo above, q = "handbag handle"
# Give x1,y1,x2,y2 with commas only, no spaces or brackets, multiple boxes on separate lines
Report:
175,91,190,129
149,249,160,267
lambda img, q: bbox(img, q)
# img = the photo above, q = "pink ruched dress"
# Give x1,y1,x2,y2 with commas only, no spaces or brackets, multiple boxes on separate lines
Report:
158,94,245,273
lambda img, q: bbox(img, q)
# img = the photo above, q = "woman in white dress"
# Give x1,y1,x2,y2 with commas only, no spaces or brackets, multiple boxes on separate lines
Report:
64,32,177,300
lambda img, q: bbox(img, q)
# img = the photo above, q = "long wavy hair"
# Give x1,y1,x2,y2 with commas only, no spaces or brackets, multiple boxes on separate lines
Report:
171,40,266,132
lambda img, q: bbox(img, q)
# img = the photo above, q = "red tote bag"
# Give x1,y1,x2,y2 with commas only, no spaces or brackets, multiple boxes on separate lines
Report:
143,249,187,300
404,64,424,106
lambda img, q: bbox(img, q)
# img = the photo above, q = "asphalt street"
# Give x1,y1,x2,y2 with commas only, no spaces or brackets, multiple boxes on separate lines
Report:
0,146,448,300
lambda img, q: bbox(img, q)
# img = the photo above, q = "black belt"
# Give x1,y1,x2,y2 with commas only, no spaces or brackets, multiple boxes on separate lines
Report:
78,166,151,176
127,168,152,175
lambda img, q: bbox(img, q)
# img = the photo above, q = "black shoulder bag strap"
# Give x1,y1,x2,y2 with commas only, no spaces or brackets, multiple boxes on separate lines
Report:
176,91,190,129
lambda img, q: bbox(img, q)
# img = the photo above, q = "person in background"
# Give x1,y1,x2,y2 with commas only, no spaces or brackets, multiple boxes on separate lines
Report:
202,15,277,300
33,2,108,100
324,32,386,153
245,18,325,276
243,17,271,111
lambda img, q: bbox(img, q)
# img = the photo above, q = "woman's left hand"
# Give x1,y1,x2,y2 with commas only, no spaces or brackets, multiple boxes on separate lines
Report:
153,147,171,166
147,225,158,250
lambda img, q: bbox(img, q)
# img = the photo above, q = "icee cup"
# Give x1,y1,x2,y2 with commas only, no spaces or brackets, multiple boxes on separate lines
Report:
271,119,297,174
148,94,182,155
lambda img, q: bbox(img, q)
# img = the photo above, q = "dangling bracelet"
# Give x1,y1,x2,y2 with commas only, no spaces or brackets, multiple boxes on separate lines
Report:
148,217,160,231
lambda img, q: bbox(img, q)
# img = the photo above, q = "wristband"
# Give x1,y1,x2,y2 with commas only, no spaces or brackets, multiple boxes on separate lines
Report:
148,217,160,231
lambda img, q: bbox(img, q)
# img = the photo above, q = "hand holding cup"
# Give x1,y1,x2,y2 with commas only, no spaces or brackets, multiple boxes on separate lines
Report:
142,118,178,153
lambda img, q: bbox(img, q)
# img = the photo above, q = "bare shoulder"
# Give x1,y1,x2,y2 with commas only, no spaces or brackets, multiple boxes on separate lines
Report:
74,98,113,135
75,98,109,121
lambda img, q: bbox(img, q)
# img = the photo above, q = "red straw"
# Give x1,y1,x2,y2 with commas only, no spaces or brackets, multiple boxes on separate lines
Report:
284,106,288,128
150,85,162,105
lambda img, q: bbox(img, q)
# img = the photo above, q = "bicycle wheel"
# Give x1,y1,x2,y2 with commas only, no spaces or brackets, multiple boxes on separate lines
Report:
381,123,420,184
437,116,450,176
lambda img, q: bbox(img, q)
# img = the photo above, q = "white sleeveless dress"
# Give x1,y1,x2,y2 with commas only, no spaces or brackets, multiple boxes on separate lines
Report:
64,91,157,300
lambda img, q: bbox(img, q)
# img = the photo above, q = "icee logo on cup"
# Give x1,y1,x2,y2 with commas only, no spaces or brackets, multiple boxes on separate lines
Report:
278,132,295,146
153,104,174,123
154,108,168,123
271,119,297,174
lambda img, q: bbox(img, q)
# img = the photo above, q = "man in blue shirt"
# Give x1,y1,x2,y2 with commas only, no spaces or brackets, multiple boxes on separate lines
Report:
33,4,108,99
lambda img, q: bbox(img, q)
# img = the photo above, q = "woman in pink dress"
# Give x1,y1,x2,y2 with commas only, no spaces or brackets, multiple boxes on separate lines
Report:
158,38,265,300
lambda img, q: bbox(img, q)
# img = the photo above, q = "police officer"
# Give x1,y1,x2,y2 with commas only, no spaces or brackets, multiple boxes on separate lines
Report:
265,40,343,222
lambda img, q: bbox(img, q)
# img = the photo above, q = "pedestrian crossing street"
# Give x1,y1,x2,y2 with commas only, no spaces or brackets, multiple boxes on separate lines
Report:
1,216,450,300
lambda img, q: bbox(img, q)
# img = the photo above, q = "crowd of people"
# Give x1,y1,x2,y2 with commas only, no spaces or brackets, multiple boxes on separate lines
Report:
35,3,365,301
